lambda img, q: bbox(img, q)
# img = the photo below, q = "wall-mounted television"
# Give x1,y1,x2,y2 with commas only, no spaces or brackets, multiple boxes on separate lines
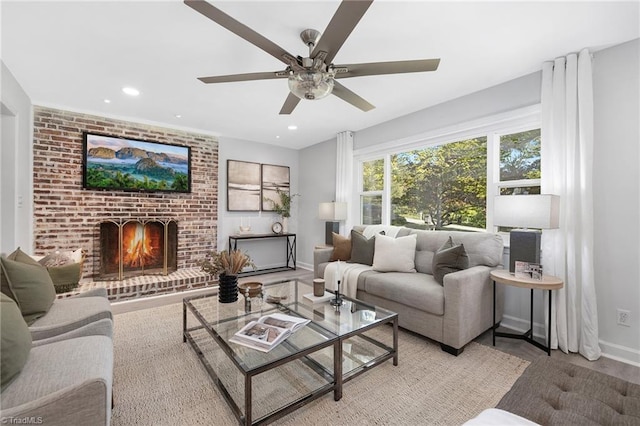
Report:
82,132,191,193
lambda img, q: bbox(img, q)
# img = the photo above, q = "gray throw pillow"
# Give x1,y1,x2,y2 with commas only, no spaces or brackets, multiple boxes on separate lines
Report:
432,236,470,285
0,257,57,325
349,230,377,266
1,293,32,391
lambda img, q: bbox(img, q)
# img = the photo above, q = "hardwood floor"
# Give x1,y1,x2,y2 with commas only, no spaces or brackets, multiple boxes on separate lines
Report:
112,268,640,385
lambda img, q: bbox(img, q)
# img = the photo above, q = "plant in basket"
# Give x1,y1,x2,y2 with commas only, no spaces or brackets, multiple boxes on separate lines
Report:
199,250,255,303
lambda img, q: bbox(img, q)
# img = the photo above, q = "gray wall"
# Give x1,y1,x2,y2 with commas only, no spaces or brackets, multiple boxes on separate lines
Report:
354,71,542,150
592,38,640,363
1,61,33,254
217,136,299,271
298,39,640,364
297,137,337,269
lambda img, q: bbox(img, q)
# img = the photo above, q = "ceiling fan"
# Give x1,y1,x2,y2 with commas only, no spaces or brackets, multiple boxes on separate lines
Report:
184,0,440,114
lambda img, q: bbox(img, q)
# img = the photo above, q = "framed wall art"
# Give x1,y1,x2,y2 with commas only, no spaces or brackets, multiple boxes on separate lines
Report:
261,164,290,211
227,160,261,211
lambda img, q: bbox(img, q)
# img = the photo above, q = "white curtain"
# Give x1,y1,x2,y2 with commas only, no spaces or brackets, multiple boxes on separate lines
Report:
541,48,601,360
336,131,354,233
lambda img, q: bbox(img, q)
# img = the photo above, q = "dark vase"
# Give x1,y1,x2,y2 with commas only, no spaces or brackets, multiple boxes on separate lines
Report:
218,273,238,303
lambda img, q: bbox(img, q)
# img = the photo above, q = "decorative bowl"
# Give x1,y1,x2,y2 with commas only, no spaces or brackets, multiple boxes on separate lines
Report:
239,225,252,233
238,282,262,298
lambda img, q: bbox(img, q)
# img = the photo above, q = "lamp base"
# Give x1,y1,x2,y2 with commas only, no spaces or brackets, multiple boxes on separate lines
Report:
325,221,339,245
509,230,541,273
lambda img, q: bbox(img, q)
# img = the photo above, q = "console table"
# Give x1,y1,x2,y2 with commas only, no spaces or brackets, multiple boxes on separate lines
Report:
228,233,296,277
491,269,563,356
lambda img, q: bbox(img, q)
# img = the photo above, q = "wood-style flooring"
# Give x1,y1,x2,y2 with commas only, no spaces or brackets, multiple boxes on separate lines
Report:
112,268,640,385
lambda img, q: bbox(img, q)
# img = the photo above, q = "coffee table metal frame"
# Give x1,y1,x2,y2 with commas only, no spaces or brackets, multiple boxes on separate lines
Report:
183,278,398,425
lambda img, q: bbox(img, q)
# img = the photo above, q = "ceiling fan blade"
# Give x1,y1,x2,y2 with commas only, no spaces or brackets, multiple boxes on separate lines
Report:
198,71,287,84
279,93,301,115
311,0,373,64
332,81,375,112
185,0,295,65
334,59,441,79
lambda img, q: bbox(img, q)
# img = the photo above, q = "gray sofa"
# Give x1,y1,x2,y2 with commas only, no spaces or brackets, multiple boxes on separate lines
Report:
314,226,505,355
1,255,114,426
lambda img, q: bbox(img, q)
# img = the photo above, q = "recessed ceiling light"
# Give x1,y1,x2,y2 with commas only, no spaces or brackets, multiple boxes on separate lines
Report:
104,99,111,104
287,125,297,130
122,86,140,96
276,135,280,139
175,114,182,119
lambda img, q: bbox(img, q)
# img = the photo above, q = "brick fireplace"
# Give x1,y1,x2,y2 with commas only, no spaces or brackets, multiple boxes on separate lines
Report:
32,106,219,299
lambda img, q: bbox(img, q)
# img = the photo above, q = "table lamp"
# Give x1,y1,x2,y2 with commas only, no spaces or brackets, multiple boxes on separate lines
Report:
493,194,560,273
318,202,348,245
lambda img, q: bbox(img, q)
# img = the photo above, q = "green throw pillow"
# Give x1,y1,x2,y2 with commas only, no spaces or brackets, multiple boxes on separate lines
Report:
1,293,32,391
47,263,82,294
0,257,56,325
1,248,40,301
432,236,470,285
349,230,377,266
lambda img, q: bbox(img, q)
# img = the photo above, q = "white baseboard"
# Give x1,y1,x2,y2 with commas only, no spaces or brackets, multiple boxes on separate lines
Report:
500,314,546,339
599,339,640,367
501,315,640,367
296,262,313,271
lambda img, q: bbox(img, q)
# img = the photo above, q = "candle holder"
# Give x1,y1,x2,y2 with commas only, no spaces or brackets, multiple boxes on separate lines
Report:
329,280,343,306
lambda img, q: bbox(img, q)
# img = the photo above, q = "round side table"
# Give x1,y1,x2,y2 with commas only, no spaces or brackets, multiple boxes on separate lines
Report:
490,269,563,356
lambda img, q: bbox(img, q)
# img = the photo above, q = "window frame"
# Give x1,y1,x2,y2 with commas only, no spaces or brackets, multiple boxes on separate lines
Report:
354,105,541,233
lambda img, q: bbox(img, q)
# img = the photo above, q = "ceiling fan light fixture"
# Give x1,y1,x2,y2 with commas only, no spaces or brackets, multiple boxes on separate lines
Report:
288,71,334,101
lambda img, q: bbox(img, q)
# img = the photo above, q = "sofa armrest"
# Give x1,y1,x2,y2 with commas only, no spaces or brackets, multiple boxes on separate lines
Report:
313,247,333,278
441,265,504,349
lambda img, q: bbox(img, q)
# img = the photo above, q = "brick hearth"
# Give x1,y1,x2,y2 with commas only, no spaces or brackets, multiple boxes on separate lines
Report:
62,268,214,302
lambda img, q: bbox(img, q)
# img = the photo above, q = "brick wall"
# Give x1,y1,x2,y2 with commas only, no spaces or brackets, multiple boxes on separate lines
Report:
32,106,218,279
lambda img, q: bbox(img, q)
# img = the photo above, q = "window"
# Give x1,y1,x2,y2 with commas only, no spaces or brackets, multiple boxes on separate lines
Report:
355,106,541,232
495,128,541,231
390,137,487,231
360,159,384,225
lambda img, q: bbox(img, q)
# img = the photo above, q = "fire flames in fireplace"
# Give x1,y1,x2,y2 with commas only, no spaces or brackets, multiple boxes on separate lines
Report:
122,223,162,269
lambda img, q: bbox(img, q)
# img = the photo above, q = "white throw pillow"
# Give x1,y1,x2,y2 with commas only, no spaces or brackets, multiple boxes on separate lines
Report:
372,234,417,272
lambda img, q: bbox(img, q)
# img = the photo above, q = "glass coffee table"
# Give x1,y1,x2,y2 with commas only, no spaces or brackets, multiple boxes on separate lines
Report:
183,278,398,425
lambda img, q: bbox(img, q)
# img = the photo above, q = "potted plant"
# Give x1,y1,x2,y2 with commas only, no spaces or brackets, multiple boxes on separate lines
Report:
200,250,255,303
265,189,300,232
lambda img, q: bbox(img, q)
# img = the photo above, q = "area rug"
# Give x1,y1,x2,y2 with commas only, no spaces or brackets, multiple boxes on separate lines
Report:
111,303,529,425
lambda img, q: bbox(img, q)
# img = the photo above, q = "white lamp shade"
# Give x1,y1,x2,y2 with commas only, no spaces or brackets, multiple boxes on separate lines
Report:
494,194,560,229
318,202,348,221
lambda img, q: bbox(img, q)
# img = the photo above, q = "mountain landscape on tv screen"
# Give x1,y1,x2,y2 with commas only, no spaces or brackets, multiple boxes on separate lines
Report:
85,135,189,192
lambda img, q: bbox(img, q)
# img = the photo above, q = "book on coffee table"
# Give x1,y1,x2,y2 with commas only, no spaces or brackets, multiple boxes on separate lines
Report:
229,313,310,352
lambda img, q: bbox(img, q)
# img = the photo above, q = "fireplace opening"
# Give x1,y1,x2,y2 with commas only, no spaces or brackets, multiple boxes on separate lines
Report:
99,219,178,280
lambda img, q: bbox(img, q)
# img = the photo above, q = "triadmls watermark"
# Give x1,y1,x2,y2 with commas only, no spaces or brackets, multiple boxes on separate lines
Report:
1,417,44,425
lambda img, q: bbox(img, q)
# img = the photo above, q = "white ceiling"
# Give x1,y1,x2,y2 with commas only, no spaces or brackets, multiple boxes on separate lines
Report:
2,1,638,149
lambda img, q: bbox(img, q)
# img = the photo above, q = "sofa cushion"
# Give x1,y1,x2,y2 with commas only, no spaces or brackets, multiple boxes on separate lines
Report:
0,335,113,421
363,272,444,315
1,294,32,391
29,296,113,341
432,237,469,285
0,257,57,325
412,230,503,268
373,234,417,272
350,230,376,266
330,233,351,261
